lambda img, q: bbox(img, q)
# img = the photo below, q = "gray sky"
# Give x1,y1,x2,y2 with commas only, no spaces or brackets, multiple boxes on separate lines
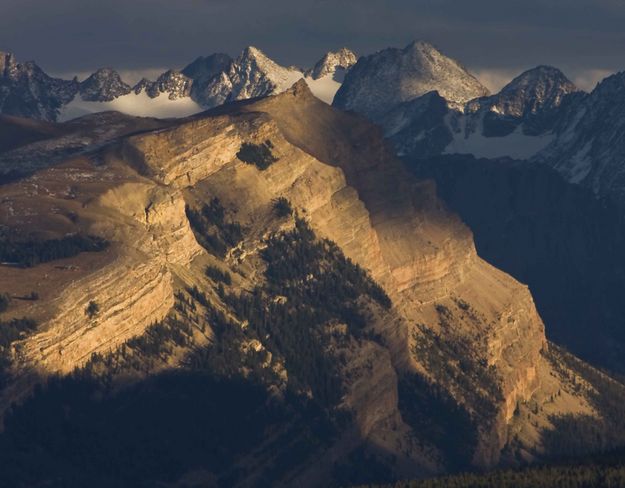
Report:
1,0,624,91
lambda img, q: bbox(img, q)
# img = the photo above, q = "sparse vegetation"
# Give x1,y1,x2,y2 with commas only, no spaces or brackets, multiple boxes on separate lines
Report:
413,320,502,421
398,372,477,471
541,344,625,458
236,140,278,170
0,293,9,313
0,317,37,388
185,198,243,257
85,300,99,319
221,217,391,407
20,291,39,301
0,285,337,486
205,265,232,285
0,233,109,267
272,196,293,218
0,217,396,487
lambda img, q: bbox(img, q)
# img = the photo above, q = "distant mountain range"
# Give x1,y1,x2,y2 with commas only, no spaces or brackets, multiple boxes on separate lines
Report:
0,47,357,122
331,42,625,209
3,42,624,208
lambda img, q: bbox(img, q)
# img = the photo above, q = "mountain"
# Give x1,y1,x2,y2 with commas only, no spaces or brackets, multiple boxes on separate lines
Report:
467,65,578,134
192,46,356,106
79,68,132,101
0,51,79,120
307,47,357,79
133,69,193,99
533,71,625,208
0,47,358,123
382,65,579,160
333,40,489,120
1,80,625,486
205,45,304,104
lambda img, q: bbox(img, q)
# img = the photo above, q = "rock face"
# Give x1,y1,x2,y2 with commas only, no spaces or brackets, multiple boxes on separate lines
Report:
533,71,625,207
413,154,625,376
380,65,579,161
0,79,621,486
133,70,193,99
469,66,577,130
79,68,132,102
223,46,304,101
333,40,489,120
0,51,79,120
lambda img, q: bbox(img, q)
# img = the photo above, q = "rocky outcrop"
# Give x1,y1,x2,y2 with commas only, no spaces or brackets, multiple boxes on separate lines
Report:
534,71,625,207
133,70,193,100
79,68,132,102
0,51,79,121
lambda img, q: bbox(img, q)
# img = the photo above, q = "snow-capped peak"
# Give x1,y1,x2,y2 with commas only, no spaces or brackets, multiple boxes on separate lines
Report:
238,46,287,73
308,48,357,80
333,40,489,120
227,46,304,100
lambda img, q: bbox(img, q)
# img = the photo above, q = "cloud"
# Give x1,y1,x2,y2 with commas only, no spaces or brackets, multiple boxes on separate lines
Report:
571,69,616,91
471,68,523,93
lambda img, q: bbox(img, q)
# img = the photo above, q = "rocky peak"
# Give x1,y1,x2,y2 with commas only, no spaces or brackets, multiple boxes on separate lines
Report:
132,77,151,94
309,47,357,79
591,70,625,98
333,40,489,121
489,65,578,118
79,68,131,102
133,69,193,100
225,46,303,101
533,70,625,206
0,52,79,121
237,46,283,74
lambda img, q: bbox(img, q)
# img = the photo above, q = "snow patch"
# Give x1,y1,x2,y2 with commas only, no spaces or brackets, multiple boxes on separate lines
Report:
304,74,342,104
58,92,203,121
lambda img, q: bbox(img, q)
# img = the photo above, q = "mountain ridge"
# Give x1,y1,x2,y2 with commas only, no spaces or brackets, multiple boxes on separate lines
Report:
0,46,361,121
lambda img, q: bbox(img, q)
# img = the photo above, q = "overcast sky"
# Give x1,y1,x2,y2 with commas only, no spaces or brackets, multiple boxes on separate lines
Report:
1,0,624,91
